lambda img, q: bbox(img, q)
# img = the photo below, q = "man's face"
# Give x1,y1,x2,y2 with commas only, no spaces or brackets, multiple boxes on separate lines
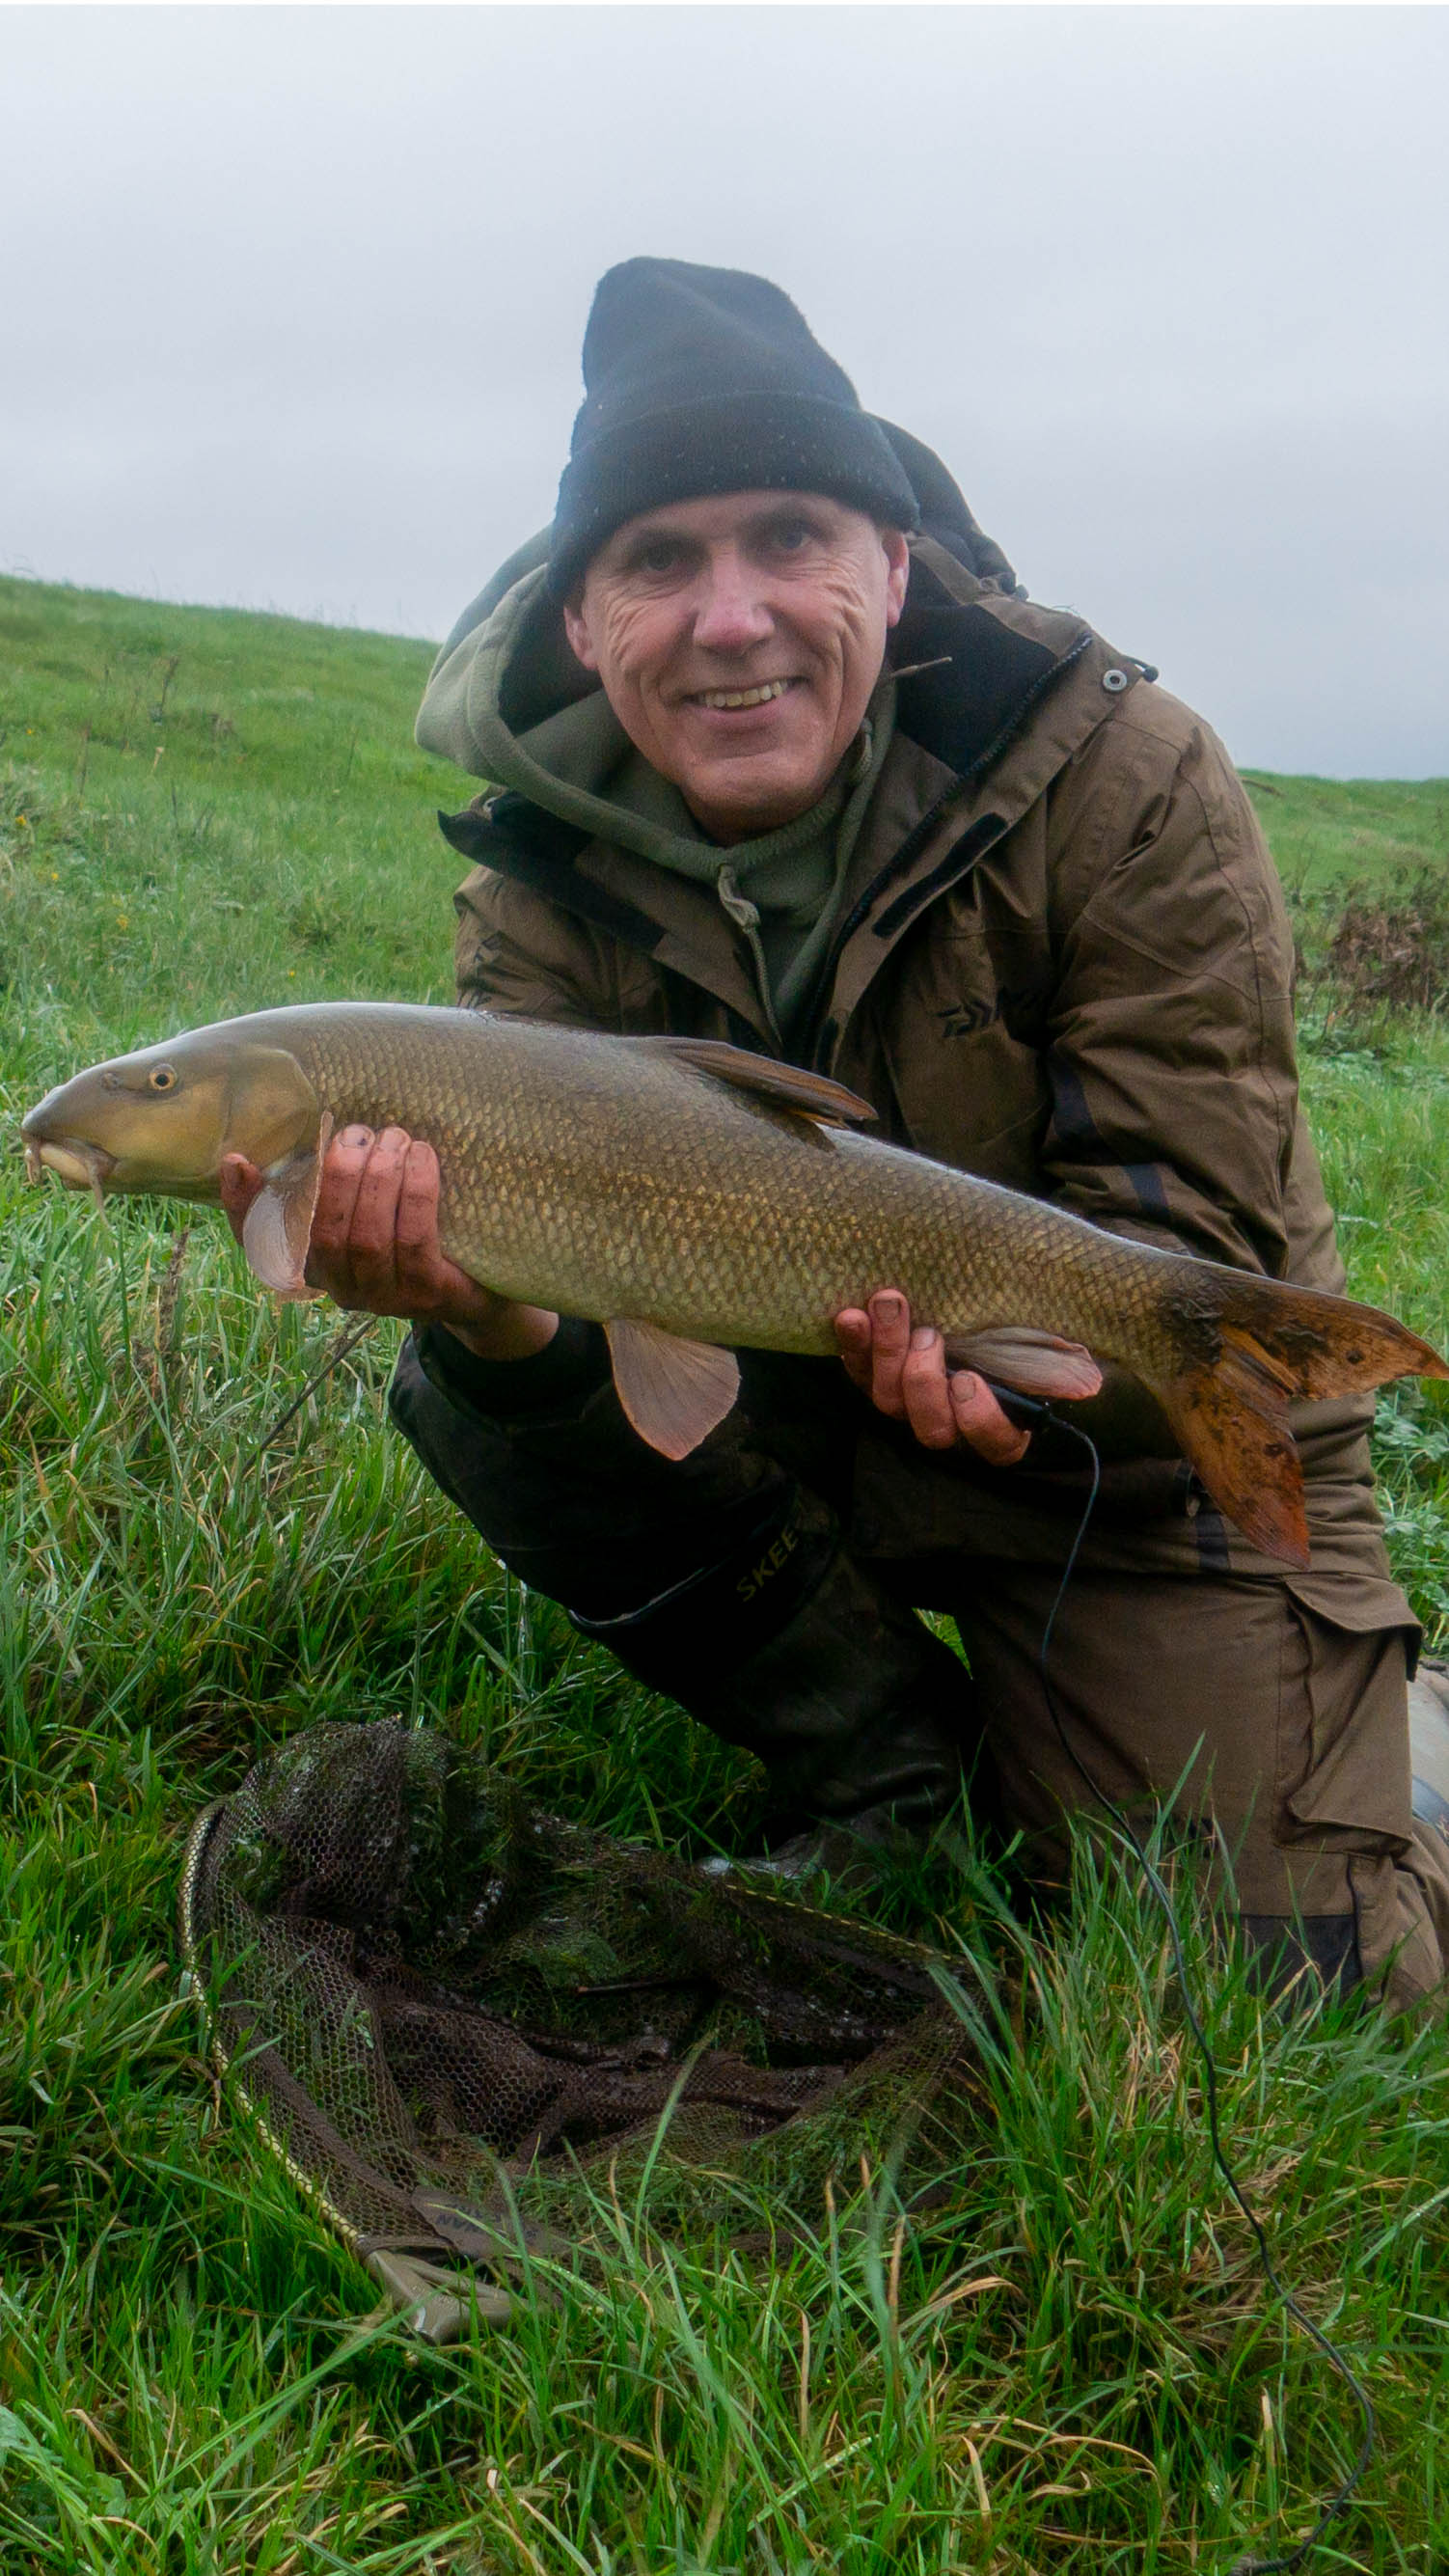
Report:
562,491,911,843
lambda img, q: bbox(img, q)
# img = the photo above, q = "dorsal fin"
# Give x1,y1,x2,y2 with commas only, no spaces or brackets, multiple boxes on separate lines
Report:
641,1037,876,1128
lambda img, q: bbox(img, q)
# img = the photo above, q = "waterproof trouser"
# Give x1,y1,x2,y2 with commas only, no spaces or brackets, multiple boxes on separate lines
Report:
389,1326,1449,2014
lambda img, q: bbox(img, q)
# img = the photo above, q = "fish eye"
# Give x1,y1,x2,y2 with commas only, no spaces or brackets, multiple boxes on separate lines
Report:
148,1064,178,1093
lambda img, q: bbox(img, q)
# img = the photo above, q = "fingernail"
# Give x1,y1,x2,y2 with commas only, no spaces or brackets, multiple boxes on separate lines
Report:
340,1125,371,1146
879,1294,903,1320
911,1326,936,1352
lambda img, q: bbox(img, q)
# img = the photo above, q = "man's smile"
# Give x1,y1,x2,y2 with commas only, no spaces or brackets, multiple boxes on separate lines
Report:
682,676,801,712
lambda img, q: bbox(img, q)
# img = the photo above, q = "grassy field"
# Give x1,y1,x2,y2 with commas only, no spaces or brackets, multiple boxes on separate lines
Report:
3,570,1449,2574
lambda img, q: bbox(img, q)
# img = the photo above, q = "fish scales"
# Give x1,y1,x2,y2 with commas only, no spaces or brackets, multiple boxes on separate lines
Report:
21,1000,1449,1567
264,1005,1161,1361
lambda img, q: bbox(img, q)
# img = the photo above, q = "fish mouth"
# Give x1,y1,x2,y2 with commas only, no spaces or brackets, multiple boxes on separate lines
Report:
23,1136,116,1208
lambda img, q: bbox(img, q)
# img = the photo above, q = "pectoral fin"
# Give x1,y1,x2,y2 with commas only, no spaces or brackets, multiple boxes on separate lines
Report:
605,1317,741,1459
241,1111,333,1300
642,1038,876,1128
943,1327,1103,1400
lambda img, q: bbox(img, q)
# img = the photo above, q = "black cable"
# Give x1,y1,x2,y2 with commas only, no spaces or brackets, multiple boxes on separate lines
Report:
1004,1393,1376,2575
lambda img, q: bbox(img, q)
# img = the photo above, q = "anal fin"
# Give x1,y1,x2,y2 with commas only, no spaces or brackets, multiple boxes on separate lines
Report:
605,1317,740,1460
241,1112,333,1300
943,1327,1103,1401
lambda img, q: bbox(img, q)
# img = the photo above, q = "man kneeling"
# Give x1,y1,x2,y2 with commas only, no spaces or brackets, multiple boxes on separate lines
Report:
224,258,1449,2014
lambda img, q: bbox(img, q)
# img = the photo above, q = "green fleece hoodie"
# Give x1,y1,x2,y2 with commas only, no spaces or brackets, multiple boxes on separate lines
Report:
417,557,895,1046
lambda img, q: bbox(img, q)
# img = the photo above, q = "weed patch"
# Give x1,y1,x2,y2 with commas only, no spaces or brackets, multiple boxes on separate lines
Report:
1295,863,1449,1044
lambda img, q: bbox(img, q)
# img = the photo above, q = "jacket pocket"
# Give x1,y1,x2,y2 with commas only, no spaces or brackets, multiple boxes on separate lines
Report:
1276,1574,1418,1846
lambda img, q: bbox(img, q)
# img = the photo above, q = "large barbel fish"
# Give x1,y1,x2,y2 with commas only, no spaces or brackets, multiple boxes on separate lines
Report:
21,1001,1448,1565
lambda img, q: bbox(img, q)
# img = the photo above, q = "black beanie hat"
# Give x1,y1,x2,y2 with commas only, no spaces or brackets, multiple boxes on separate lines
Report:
546,259,921,601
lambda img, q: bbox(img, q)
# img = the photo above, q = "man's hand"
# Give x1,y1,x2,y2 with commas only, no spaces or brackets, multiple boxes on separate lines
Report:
218,1125,559,1359
834,1288,1030,1465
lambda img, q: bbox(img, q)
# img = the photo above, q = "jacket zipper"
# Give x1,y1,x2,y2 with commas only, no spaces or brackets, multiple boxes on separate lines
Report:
803,627,1096,1071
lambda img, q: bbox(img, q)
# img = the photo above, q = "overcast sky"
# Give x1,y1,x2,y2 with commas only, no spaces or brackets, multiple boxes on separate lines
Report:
4,4,1446,776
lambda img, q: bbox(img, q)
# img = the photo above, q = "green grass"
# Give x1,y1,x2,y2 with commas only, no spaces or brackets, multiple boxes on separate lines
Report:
4,572,1449,2572
1241,772,1449,904
0,571,478,1062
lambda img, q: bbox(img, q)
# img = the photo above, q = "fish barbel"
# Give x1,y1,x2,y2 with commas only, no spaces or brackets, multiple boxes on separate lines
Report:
21,1000,1449,1566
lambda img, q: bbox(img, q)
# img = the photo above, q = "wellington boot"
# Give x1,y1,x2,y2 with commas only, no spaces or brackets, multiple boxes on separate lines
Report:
573,1494,977,1859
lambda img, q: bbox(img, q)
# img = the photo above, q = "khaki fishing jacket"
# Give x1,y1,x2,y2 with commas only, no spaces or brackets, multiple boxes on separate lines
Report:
423,533,1410,1627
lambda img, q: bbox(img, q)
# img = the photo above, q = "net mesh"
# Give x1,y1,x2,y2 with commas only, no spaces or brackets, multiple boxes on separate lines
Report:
180,1718,987,2295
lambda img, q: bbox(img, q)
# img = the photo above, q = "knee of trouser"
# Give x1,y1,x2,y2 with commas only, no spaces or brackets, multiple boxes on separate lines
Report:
388,1334,459,1469
389,1335,809,1627
571,1485,840,1695
387,1336,518,1545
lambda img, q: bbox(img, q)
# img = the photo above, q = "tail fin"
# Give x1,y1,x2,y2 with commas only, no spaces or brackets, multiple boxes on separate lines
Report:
1156,1275,1447,1568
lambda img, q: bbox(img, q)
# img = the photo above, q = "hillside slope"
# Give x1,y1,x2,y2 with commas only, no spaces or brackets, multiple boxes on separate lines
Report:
0,574,478,1060
3,570,1445,1055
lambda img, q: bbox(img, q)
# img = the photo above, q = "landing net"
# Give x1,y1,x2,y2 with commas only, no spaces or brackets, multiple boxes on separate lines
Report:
178,1718,987,2330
